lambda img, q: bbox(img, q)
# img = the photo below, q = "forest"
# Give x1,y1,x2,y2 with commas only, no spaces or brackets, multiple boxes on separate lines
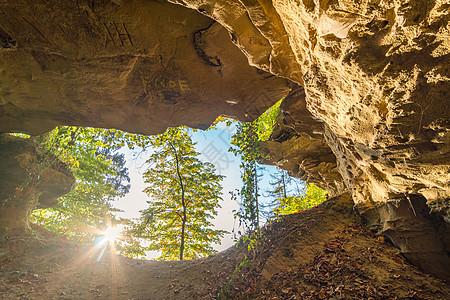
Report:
24,100,326,262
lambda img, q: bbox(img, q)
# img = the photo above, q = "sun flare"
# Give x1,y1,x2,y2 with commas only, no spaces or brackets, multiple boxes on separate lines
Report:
103,226,121,242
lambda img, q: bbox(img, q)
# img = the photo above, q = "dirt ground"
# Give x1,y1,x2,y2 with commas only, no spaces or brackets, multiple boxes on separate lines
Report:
1,194,449,299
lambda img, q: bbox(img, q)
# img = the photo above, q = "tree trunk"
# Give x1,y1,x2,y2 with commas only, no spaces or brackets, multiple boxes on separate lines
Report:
170,143,186,260
180,211,186,260
255,165,259,231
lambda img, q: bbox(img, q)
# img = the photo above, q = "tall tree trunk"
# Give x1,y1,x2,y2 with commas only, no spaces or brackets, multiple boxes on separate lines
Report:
170,143,186,260
255,165,259,231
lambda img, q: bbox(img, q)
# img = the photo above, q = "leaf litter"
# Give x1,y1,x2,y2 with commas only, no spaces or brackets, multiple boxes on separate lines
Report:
0,194,448,299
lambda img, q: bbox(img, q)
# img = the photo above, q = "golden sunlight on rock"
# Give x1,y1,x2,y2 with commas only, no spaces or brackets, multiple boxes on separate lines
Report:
0,0,449,298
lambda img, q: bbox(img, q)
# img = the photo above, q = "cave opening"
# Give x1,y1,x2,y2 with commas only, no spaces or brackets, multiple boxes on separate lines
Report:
0,0,449,297
3,96,329,262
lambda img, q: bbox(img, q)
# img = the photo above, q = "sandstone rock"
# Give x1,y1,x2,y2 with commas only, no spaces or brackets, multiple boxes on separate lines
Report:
259,86,346,197
181,0,450,278
357,193,450,281
0,0,289,135
175,0,449,279
176,0,450,214
0,0,449,280
0,134,74,235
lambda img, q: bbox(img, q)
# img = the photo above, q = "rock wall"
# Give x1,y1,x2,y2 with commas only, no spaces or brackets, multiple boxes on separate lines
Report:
172,0,450,279
0,0,289,135
0,0,449,279
0,134,74,235
259,86,346,197
172,0,449,214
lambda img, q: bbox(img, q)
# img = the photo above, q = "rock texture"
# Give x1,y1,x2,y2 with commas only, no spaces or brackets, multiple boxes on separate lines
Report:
0,0,449,280
259,86,346,197
0,134,74,235
173,0,450,279
0,0,289,135
172,0,449,213
171,0,450,278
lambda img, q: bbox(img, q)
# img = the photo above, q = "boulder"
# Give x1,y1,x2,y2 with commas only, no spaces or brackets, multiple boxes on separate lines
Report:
0,134,75,235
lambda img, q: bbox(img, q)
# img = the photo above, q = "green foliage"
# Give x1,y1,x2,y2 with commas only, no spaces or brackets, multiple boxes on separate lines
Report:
133,127,226,260
228,99,283,235
208,115,234,130
9,133,31,138
114,220,147,259
229,121,261,162
30,126,151,243
273,183,327,216
229,122,262,233
255,99,282,141
261,168,305,219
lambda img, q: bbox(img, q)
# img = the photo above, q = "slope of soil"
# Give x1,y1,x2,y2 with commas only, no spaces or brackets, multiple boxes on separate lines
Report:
1,194,448,299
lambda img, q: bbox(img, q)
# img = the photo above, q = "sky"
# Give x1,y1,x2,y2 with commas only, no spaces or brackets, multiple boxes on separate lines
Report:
112,121,305,253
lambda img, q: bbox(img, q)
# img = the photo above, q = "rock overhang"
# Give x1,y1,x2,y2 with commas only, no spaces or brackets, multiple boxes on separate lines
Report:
0,0,449,280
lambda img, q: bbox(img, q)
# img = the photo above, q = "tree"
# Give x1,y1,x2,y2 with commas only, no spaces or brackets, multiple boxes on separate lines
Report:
255,99,282,142
228,99,284,234
267,168,291,200
259,168,292,219
30,126,150,243
137,127,226,260
263,169,327,218
272,183,327,216
229,121,263,233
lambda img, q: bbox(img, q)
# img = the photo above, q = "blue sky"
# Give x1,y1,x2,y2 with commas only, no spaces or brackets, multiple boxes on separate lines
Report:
113,121,305,252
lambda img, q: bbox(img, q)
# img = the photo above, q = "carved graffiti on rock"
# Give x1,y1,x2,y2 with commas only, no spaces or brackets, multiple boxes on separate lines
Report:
103,21,133,48
141,76,190,93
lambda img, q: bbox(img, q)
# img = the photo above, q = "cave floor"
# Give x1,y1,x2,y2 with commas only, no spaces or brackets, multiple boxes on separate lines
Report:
1,195,449,299
0,233,239,299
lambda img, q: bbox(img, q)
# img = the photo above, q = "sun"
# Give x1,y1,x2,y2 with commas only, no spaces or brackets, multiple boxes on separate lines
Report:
102,226,121,242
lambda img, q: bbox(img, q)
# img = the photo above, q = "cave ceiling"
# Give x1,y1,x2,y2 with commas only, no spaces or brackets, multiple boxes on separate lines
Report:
0,0,449,280
0,0,290,135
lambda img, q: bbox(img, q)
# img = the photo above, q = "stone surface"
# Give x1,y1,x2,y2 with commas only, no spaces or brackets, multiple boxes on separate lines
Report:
0,134,74,235
0,0,289,135
174,0,450,214
259,86,346,197
173,0,449,279
357,193,450,281
0,0,449,280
